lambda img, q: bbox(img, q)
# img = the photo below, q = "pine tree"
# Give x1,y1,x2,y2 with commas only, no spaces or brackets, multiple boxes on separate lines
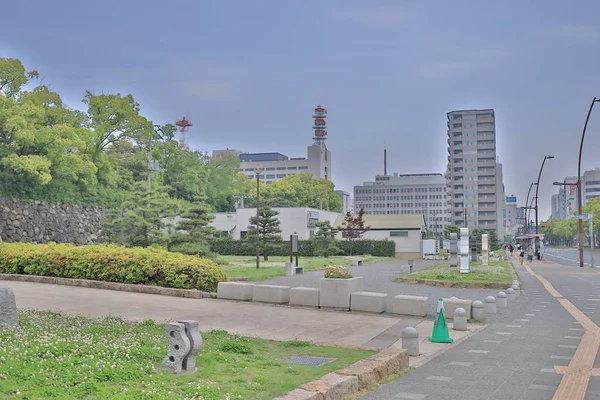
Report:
313,220,342,257
488,230,500,251
246,206,282,261
169,201,217,256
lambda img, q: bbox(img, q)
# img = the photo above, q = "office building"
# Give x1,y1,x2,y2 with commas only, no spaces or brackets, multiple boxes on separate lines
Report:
551,194,560,219
504,195,519,238
353,173,450,234
446,109,504,239
550,176,578,219
583,169,600,204
335,190,353,214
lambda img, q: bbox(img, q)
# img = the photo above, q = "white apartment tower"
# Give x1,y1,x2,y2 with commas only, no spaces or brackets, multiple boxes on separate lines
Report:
447,109,504,240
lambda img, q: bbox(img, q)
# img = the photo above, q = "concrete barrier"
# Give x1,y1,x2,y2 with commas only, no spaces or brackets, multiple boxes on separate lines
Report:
497,291,507,308
392,295,429,317
252,284,291,304
472,300,485,321
351,292,387,313
217,282,254,301
402,327,419,356
443,297,473,319
506,287,516,303
484,296,497,314
452,307,468,331
290,287,320,307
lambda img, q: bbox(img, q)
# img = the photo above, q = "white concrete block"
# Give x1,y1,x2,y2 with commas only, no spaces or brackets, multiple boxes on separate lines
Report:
217,282,254,301
392,295,429,317
290,287,320,307
443,298,473,319
350,291,387,313
252,284,291,304
319,277,364,309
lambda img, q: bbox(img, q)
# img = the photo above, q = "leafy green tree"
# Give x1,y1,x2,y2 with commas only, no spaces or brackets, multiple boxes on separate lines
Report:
0,57,38,98
204,155,248,212
313,220,343,257
102,182,178,248
487,230,499,251
246,206,282,261
339,209,370,256
168,202,217,256
443,225,460,239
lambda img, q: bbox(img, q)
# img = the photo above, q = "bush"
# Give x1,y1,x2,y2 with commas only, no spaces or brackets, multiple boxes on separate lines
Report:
0,243,228,292
210,238,395,257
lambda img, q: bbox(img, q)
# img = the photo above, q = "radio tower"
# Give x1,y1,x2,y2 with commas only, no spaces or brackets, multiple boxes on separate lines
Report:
312,105,327,148
175,116,192,151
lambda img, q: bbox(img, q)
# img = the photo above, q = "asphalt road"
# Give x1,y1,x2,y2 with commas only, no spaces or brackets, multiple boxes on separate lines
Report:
543,247,600,267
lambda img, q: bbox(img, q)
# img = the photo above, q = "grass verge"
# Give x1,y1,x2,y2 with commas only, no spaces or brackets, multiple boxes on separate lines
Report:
395,260,512,288
215,255,392,281
0,311,375,400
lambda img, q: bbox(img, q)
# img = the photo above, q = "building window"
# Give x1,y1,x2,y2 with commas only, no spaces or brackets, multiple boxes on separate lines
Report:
287,167,297,170
240,231,248,239
277,167,286,170
266,167,276,171
277,174,286,178
298,166,309,170
266,174,275,179
390,231,409,237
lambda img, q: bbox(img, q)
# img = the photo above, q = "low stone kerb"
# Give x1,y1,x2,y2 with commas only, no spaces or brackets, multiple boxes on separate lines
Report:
337,348,408,390
300,373,358,399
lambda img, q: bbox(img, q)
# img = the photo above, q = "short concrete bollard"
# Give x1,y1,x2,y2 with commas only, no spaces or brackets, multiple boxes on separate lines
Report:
484,296,497,314
506,287,516,303
472,300,485,321
402,326,419,356
453,307,468,331
496,292,507,308
511,284,520,298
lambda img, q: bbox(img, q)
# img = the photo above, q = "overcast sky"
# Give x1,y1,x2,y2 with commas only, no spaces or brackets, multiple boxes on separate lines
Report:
2,0,600,219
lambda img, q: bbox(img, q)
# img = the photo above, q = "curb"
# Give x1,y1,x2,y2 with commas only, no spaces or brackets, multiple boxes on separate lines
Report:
273,347,409,400
0,274,218,299
395,278,511,289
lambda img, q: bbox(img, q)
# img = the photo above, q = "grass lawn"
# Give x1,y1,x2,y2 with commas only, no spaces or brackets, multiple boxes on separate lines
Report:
396,260,513,284
0,310,375,400
216,255,392,281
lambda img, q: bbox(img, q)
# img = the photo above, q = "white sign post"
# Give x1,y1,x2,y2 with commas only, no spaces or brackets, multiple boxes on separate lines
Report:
459,227,470,274
482,234,489,266
590,214,595,268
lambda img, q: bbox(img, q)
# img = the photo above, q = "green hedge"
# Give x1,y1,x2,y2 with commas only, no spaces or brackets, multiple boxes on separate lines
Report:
210,239,395,257
0,243,228,292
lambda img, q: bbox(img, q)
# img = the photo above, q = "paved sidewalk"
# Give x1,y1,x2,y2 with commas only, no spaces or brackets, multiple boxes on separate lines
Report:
2,279,480,366
361,257,600,400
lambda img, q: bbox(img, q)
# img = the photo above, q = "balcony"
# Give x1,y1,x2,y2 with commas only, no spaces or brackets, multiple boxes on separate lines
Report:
478,176,495,181
478,158,495,164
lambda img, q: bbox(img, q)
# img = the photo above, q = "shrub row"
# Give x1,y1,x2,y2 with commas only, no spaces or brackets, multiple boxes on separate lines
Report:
209,239,396,258
0,243,227,292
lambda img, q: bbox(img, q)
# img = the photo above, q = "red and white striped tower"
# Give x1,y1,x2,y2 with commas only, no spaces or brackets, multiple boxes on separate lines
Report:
175,116,192,151
313,105,327,148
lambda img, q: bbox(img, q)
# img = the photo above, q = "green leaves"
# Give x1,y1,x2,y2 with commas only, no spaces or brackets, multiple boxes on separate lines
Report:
0,154,52,184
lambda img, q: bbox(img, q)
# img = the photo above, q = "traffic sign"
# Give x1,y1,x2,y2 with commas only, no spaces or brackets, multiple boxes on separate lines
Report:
574,214,590,219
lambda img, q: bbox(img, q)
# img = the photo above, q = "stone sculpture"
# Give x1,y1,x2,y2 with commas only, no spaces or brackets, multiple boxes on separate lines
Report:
470,236,477,262
449,233,458,267
0,287,18,329
482,234,489,266
162,319,203,374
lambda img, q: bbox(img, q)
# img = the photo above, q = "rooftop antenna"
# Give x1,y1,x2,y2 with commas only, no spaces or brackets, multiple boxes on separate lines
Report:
384,141,387,176
175,115,193,151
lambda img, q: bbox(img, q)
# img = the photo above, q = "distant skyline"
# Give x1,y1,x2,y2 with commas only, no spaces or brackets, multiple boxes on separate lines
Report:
2,0,600,219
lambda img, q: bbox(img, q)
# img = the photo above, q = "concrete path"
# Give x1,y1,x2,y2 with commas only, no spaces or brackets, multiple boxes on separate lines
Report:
362,256,600,400
261,259,511,317
2,279,480,367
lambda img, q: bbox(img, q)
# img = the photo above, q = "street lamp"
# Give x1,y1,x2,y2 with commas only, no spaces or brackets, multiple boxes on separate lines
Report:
534,155,555,259
524,182,537,233
576,97,600,267
254,167,264,269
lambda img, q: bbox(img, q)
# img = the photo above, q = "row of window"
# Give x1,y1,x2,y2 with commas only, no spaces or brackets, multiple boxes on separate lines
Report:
356,187,446,195
364,210,451,220
356,194,447,202
241,166,309,172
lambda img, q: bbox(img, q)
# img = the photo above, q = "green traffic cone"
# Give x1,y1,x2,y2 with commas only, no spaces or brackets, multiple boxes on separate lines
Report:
429,308,454,343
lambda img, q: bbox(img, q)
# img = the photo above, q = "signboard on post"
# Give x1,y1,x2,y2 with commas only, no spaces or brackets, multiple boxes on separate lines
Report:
574,214,590,220
291,234,299,253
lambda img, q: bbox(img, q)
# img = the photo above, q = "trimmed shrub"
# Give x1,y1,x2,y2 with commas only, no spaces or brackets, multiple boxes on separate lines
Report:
0,243,228,292
209,238,395,257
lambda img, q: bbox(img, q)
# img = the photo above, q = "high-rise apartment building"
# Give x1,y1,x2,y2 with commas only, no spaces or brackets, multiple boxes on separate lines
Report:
353,173,450,234
446,109,504,239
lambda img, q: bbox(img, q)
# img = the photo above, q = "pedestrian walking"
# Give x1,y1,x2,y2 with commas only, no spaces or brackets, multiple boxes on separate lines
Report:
527,243,534,264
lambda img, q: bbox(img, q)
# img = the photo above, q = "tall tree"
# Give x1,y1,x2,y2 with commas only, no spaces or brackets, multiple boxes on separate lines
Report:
0,58,38,98
313,220,343,257
204,155,248,212
246,206,282,261
339,209,370,256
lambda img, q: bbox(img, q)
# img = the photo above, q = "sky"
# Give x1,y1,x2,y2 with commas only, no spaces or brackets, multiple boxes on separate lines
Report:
2,0,600,219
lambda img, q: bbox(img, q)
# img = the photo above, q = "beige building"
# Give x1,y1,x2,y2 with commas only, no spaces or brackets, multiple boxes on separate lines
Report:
333,214,426,259
446,109,505,240
214,144,332,185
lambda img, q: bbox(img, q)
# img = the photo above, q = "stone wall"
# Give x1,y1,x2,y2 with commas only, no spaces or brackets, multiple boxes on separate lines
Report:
0,199,105,244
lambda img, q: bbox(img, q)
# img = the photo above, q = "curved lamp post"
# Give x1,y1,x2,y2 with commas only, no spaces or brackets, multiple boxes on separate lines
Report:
576,97,600,267
524,182,537,233
254,167,264,269
534,155,555,258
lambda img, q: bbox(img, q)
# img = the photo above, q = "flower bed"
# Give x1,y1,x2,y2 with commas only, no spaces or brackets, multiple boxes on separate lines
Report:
0,243,227,292
323,265,353,279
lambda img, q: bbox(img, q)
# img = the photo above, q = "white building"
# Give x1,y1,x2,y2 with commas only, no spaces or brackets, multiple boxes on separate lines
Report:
353,173,450,236
583,169,600,204
333,214,426,259
504,195,519,239
210,207,340,240
335,190,352,214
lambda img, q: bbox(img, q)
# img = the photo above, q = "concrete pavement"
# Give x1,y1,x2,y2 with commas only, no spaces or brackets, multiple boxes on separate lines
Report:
2,279,482,368
362,256,600,400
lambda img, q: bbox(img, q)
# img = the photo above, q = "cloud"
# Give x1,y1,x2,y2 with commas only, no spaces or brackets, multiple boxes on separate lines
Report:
340,5,416,25
558,25,600,41
417,62,472,79
183,81,234,99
